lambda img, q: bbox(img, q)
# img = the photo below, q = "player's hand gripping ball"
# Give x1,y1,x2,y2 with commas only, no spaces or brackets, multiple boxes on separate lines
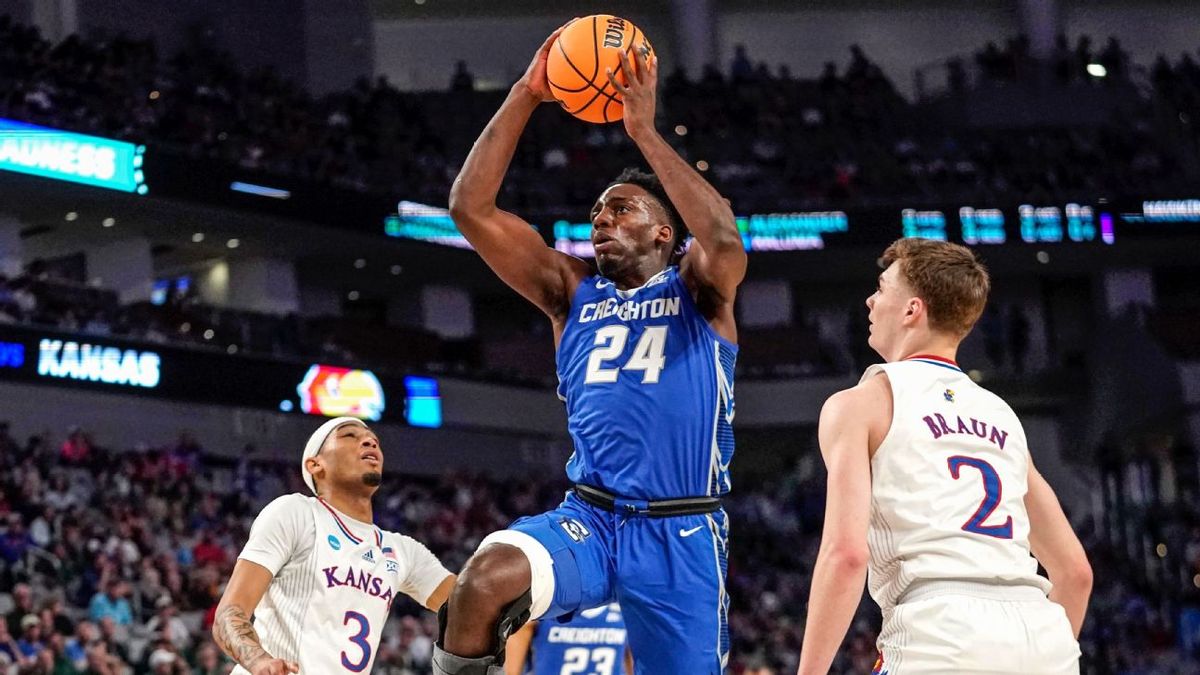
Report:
546,14,655,123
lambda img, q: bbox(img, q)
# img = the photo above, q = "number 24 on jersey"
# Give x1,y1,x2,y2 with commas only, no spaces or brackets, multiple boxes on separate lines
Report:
584,326,668,384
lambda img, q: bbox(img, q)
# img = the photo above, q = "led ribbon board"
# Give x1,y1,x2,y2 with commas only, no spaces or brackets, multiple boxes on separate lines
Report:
737,211,849,251
555,211,850,257
385,200,473,249
0,118,147,193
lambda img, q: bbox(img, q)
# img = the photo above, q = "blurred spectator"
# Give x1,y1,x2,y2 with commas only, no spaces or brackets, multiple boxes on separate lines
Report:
981,305,1006,370
1008,305,1031,374
142,596,191,652
0,620,22,670
146,645,185,674
15,614,45,662
0,515,32,567
87,581,132,628
38,596,73,638
0,423,17,457
96,617,131,667
450,60,475,92
731,44,753,82
1098,37,1129,81
5,584,35,636
191,643,222,675
60,428,91,464
1075,35,1094,80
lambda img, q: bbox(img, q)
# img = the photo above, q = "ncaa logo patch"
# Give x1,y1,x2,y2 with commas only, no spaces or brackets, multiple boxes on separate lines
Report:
559,517,591,543
327,535,342,550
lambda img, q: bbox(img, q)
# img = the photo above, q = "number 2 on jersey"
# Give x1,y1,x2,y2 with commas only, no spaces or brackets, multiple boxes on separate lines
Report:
561,646,618,675
585,325,667,384
340,611,371,672
946,455,1014,539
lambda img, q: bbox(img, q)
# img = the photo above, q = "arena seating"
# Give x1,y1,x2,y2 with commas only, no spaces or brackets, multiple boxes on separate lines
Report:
2,16,1195,215
0,422,1194,673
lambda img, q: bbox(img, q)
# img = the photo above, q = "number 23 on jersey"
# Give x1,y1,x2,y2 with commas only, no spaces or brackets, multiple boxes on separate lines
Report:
559,646,618,675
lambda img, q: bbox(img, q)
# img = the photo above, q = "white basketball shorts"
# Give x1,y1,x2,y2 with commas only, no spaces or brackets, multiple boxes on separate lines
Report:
875,581,1081,674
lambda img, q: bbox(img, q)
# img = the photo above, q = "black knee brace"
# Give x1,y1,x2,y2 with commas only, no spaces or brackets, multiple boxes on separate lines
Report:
436,588,533,665
492,588,533,663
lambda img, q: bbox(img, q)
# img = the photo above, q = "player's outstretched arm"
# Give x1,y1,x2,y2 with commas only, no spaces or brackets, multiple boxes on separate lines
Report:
424,573,457,612
212,559,298,675
1025,462,1093,637
449,23,589,320
797,385,877,675
609,48,747,304
502,621,536,675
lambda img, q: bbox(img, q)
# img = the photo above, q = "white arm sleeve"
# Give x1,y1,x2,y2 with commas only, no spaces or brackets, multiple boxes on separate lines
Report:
393,533,452,607
238,494,311,576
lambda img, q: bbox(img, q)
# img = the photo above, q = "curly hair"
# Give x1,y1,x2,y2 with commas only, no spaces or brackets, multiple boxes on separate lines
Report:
608,168,690,260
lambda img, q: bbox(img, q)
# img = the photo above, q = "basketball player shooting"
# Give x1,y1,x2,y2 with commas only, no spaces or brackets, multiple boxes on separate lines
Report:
797,239,1094,674
212,417,456,674
433,22,747,675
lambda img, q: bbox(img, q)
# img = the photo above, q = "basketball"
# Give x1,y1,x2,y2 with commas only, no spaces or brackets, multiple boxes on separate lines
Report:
546,14,654,124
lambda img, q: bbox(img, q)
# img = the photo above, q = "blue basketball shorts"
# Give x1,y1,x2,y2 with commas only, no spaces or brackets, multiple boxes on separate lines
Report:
480,492,731,674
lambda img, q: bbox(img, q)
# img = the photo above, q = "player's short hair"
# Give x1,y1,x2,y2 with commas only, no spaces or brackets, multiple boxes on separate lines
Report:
609,168,690,260
880,238,990,338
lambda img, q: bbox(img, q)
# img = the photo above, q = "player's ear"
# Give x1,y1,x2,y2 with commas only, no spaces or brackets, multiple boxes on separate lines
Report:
306,456,324,484
904,297,923,322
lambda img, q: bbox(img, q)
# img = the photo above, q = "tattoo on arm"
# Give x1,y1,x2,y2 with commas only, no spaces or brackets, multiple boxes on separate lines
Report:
213,605,269,668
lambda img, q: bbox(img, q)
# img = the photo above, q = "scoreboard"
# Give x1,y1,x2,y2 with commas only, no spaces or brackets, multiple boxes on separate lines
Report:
510,197,1197,256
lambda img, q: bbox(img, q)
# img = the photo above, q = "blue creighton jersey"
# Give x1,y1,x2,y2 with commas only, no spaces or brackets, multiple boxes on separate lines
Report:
530,604,627,675
556,266,737,499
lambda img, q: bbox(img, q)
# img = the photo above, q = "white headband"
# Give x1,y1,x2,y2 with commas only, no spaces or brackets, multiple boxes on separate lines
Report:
301,417,368,495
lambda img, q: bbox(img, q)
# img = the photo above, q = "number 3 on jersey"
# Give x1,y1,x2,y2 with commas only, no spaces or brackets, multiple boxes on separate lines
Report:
585,325,667,384
947,455,1014,539
340,611,371,672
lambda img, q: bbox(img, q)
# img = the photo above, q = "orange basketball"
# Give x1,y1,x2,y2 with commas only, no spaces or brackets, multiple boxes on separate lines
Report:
546,15,654,124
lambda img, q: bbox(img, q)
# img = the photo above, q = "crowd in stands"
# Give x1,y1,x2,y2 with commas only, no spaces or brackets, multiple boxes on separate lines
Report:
963,34,1132,86
0,420,1195,674
1,15,1197,217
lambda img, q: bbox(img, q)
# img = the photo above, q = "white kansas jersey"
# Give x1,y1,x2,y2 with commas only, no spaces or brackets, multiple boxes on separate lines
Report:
232,494,450,675
862,356,1051,614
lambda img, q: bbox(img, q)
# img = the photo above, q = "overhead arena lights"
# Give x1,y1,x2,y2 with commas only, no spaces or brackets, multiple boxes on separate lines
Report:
230,181,292,199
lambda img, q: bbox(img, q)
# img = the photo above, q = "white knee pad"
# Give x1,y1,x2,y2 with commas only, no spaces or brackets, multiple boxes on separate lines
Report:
477,530,556,620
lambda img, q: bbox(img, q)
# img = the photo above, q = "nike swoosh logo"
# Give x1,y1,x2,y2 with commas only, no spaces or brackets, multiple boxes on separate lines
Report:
679,525,705,538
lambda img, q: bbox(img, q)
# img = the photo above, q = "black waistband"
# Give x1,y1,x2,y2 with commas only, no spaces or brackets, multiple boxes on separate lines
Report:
573,484,722,517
